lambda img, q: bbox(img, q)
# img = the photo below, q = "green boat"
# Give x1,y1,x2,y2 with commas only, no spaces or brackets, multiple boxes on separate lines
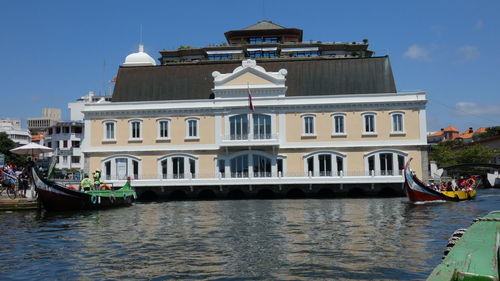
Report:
427,211,500,281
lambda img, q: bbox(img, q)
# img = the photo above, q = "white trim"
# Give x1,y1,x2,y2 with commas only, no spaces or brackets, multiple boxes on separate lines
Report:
156,118,171,140
102,120,117,141
303,151,348,177
206,50,243,55
301,114,316,136
157,153,199,179
363,149,408,176
331,113,347,135
361,112,377,134
389,111,405,134
419,108,428,144
281,47,319,52
82,92,427,118
101,154,142,180
128,119,142,140
185,117,199,138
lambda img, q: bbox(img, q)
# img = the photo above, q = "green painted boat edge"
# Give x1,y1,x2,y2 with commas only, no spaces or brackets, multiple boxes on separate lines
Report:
427,211,500,281
83,180,137,198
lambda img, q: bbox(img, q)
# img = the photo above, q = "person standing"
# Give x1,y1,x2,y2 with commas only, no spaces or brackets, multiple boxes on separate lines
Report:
93,170,101,190
80,174,93,191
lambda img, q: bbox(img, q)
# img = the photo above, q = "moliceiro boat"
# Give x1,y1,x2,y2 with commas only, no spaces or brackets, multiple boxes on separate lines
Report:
31,168,136,211
404,158,476,202
427,211,500,280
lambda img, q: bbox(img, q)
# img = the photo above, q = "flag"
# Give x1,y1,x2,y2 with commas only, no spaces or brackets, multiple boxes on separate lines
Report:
247,83,255,112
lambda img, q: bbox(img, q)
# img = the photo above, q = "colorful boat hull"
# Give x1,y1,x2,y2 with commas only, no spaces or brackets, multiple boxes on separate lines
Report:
31,168,136,211
404,159,476,202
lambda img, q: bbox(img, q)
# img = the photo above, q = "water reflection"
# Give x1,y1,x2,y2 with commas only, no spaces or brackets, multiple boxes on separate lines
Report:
0,189,499,280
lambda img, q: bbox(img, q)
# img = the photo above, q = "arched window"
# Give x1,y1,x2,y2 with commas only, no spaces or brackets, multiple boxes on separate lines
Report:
304,151,347,177
390,112,405,134
157,154,198,179
219,151,279,178
364,150,407,176
101,155,141,180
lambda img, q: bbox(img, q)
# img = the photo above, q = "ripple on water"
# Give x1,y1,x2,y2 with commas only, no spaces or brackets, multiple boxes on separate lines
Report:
0,189,499,280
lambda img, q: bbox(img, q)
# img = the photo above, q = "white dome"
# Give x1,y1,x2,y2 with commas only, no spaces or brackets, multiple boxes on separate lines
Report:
123,45,156,67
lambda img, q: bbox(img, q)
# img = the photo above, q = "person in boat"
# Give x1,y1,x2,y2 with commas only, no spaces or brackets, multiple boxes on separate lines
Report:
80,174,93,191
93,170,101,190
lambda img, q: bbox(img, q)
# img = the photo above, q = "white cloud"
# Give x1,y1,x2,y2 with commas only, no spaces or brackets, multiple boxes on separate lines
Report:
475,19,484,30
456,45,479,62
455,102,500,116
404,44,431,61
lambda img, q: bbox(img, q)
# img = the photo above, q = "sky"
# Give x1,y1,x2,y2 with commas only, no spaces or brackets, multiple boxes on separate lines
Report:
1,0,499,132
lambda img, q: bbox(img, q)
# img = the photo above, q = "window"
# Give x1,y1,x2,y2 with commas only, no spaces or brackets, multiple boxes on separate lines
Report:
63,140,68,148
364,150,407,176
253,114,271,139
103,121,116,140
129,120,142,140
304,151,347,177
332,113,346,135
362,113,376,133
229,114,248,140
71,156,80,164
157,154,198,179
186,118,199,138
231,155,248,178
208,54,234,60
302,115,315,136
253,155,271,177
390,112,404,133
218,159,225,178
72,141,80,148
157,119,170,139
102,155,142,180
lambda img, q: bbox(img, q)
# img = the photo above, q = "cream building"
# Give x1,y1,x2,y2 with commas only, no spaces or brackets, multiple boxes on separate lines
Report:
83,58,428,197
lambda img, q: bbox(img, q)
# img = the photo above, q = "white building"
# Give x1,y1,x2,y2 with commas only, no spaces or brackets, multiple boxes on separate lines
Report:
0,118,31,145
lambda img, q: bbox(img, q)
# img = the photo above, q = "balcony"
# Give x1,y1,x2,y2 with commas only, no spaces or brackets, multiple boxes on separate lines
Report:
220,133,280,147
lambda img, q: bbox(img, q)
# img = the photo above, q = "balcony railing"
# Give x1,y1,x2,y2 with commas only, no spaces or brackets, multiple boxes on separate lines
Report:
101,170,404,181
221,134,279,145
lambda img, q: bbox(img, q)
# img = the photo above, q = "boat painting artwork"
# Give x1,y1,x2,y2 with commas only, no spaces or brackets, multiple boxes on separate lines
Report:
31,168,136,211
404,158,476,202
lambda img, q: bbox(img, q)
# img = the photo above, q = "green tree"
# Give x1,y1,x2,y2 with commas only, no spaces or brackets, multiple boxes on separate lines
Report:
429,141,457,167
473,126,500,140
455,144,497,164
430,141,498,168
0,132,26,166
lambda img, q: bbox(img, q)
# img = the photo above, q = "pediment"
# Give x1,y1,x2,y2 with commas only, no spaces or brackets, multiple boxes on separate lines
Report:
224,71,274,86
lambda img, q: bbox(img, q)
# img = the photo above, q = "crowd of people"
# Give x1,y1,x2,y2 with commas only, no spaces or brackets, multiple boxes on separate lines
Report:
430,176,478,192
0,162,31,197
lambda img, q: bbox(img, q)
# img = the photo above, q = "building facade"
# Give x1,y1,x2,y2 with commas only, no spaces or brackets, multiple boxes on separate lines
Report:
27,108,61,134
83,59,428,197
0,118,31,145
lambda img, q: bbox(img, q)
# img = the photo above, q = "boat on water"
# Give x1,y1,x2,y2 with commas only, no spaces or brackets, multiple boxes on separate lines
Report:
427,210,500,280
404,158,476,202
31,168,136,211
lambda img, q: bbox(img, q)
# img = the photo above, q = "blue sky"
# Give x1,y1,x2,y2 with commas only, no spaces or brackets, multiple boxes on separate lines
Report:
1,0,499,132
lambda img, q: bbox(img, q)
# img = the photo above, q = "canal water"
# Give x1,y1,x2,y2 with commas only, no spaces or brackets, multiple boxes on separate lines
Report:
1,189,499,280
